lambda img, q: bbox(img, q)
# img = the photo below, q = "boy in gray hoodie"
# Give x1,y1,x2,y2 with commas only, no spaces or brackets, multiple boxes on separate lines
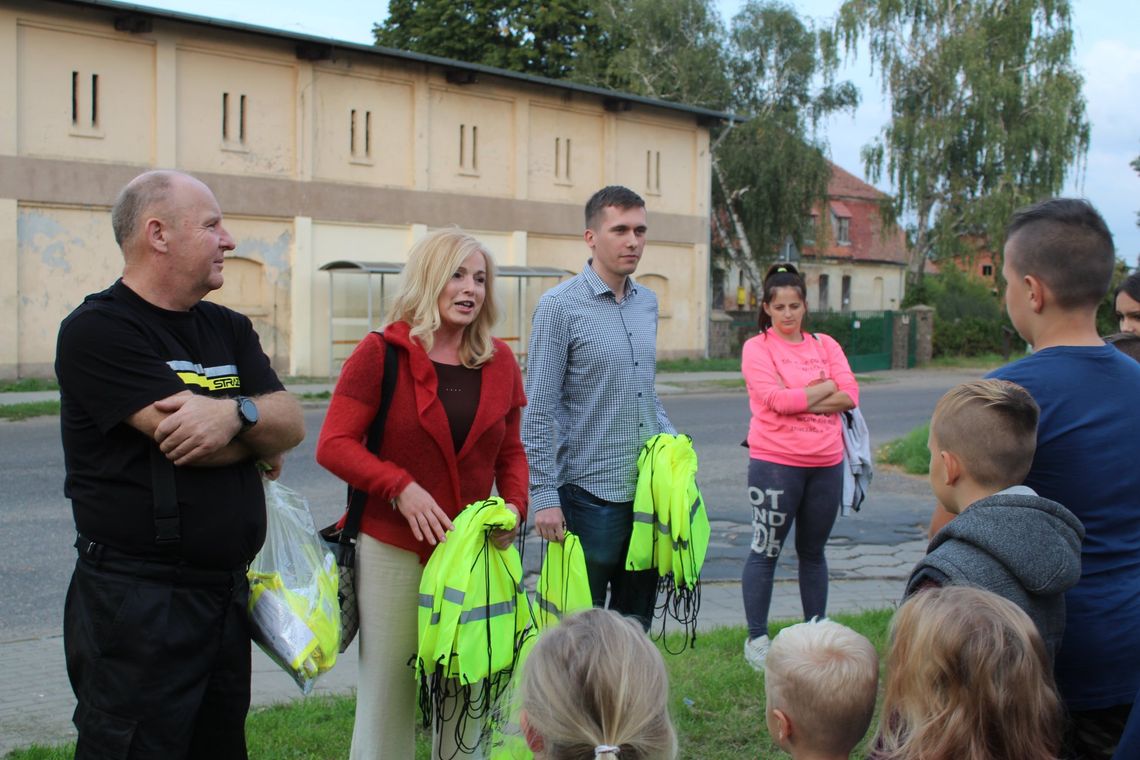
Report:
905,379,1084,662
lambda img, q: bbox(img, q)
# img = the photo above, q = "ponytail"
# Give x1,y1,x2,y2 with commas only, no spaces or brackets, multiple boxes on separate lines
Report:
519,609,677,759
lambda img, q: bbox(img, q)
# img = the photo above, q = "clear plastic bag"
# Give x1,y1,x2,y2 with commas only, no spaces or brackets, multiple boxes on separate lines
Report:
248,479,341,694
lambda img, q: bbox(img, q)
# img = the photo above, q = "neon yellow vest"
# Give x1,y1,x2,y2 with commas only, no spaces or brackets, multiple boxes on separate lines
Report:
417,498,531,726
625,433,710,647
533,532,592,630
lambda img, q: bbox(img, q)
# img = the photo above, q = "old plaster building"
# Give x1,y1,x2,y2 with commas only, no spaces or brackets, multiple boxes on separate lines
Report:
720,163,908,313
0,0,724,378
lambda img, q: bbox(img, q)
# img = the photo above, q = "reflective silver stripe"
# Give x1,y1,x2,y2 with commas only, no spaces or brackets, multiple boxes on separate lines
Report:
418,593,434,608
632,512,654,524
458,599,516,623
165,360,240,377
657,520,670,535
691,497,701,518
534,592,562,619
430,612,441,625
443,586,465,605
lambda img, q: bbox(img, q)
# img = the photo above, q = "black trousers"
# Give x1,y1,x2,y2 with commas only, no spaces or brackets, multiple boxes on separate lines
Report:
64,541,252,760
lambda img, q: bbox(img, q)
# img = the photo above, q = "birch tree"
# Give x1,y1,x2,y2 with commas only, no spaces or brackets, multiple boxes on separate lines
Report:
836,0,1090,289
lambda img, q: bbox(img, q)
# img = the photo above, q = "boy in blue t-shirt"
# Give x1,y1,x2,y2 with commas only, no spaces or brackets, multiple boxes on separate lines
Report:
925,198,1140,760
929,199,1140,760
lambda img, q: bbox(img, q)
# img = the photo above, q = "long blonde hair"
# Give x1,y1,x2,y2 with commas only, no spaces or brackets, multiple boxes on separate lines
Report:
876,586,1062,760
520,609,677,760
383,228,498,367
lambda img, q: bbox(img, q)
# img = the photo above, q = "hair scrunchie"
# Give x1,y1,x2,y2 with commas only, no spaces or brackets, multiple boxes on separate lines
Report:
595,746,620,757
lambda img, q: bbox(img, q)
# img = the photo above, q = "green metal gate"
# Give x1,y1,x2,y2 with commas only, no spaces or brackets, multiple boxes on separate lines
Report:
807,310,912,372
724,309,916,370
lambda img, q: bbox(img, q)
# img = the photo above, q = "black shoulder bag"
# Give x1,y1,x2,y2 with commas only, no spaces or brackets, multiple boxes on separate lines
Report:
320,336,399,653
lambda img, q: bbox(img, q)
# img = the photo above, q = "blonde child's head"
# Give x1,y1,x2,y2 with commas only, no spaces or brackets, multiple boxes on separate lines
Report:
764,619,879,758
519,609,677,760
877,586,1062,760
928,379,1038,511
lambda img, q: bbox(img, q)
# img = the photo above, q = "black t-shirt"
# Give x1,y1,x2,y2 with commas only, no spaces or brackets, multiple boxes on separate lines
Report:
56,280,284,570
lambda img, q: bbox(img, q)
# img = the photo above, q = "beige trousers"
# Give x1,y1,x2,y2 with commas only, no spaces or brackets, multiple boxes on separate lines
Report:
349,534,484,760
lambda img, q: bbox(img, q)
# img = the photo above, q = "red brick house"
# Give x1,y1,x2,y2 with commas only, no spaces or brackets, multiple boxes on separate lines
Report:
718,162,909,312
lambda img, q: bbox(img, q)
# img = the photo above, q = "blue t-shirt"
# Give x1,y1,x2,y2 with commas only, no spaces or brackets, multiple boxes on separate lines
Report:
990,345,1140,710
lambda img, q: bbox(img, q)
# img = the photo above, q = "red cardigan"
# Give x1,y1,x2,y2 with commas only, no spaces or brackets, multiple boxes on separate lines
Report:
315,322,529,563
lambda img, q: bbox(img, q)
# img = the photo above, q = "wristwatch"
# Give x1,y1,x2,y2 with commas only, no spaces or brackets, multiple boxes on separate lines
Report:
235,395,259,434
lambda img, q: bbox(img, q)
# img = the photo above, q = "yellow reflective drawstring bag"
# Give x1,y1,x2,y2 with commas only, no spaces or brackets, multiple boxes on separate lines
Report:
626,433,710,650
533,532,592,630
417,498,532,752
486,532,590,759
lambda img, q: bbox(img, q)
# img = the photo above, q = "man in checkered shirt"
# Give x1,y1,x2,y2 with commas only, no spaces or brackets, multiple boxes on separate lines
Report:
522,185,676,628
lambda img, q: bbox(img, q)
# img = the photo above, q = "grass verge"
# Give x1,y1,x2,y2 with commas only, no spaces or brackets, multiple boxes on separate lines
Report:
927,353,1009,370
0,378,58,393
657,357,740,372
0,401,60,421
4,611,895,760
877,422,930,475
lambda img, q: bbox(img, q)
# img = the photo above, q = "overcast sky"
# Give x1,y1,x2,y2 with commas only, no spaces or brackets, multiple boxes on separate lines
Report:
143,0,1140,264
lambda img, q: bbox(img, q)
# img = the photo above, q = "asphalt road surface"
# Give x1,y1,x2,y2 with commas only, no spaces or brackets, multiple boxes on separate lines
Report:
0,368,980,642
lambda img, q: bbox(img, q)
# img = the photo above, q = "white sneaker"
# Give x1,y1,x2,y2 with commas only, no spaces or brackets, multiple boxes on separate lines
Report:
743,634,770,672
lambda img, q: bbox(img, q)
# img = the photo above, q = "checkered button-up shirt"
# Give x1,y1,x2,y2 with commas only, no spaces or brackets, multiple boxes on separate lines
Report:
522,261,675,511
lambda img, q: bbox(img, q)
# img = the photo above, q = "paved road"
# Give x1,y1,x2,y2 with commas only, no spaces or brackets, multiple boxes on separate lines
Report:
0,366,988,755
0,367,982,643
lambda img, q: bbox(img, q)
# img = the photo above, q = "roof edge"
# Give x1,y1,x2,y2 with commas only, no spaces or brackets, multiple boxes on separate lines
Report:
43,0,744,124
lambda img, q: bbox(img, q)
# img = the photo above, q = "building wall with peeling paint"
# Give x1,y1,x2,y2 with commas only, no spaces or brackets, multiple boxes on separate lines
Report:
0,0,715,379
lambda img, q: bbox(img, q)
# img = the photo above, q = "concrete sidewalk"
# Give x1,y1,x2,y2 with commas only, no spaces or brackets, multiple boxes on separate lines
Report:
0,365,989,408
0,572,911,756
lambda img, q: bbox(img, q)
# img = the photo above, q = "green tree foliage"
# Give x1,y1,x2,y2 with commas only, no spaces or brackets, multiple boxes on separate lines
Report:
575,0,859,289
1133,152,1140,229
913,267,1024,357
836,0,1090,291
373,0,857,291
374,0,595,79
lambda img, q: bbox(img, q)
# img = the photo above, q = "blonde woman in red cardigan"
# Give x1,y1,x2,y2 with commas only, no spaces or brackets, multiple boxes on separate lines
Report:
316,228,528,760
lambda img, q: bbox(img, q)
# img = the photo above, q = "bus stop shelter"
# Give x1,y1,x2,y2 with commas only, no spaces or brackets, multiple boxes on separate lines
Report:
319,260,571,373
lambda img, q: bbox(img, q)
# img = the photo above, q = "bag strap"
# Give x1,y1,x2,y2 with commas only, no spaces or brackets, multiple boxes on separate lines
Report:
150,446,181,545
340,333,399,544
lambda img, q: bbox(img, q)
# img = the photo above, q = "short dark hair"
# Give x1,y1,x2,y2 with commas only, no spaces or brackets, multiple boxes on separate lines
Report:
111,170,178,247
1004,198,1115,310
585,185,645,229
931,379,1039,489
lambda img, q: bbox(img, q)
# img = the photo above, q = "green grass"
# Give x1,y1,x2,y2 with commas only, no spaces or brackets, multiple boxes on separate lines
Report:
0,401,60,420
280,375,334,385
4,610,896,760
297,391,332,401
657,357,741,372
927,352,1009,370
0,378,58,393
878,422,931,475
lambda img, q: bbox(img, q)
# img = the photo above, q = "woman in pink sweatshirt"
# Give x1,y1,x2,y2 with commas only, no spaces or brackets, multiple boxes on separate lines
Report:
739,263,858,672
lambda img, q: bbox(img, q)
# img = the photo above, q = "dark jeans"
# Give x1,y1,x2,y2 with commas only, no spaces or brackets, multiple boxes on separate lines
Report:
65,541,251,760
559,483,656,629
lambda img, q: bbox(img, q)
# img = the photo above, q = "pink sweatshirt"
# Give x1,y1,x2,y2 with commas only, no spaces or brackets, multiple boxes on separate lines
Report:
741,330,859,467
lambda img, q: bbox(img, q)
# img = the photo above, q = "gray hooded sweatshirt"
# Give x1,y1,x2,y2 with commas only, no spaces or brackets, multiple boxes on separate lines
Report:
904,487,1085,662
